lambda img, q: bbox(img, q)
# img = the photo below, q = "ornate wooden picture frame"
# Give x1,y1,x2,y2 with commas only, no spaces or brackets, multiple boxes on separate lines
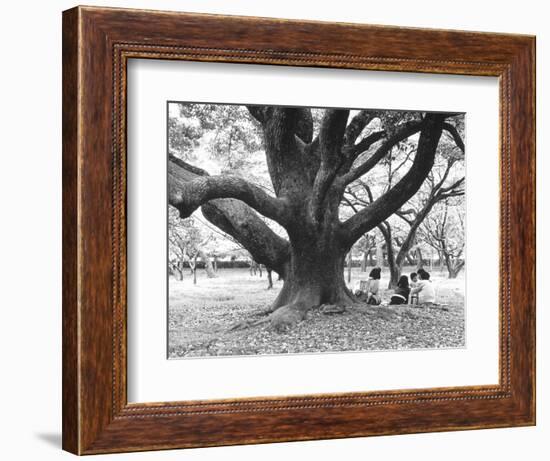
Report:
62,5,535,455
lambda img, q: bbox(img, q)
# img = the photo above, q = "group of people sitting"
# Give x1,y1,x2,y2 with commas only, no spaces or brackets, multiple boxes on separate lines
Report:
354,267,436,306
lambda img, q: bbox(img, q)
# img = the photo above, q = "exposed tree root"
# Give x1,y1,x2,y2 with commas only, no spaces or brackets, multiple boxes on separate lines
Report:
320,304,347,315
226,299,421,334
227,301,311,333
226,316,268,332
267,303,309,332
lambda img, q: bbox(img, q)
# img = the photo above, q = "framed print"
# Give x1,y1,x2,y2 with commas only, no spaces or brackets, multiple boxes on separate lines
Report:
62,5,535,455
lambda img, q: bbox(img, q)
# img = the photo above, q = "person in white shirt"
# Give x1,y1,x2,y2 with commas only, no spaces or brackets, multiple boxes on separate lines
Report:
410,270,436,304
353,267,382,305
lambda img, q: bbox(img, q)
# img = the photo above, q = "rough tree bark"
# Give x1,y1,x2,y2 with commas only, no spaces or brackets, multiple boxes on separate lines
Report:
169,108,460,330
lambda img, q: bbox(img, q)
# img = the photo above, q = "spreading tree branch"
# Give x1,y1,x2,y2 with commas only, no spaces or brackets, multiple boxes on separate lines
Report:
442,122,465,152
309,109,350,225
201,200,290,276
339,130,386,173
340,113,447,249
343,110,378,146
295,108,314,143
261,108,310,196
169,169,290,226
246,105,268,124
168,154,290,275
438,177,465,196
337,120,425,186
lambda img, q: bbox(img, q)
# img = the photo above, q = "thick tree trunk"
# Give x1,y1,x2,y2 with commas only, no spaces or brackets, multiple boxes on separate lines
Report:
361,251,367,272
265,237,355,331
273,251,354,308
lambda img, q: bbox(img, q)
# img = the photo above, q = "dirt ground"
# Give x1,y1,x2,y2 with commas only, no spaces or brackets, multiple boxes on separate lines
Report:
168,267,465,358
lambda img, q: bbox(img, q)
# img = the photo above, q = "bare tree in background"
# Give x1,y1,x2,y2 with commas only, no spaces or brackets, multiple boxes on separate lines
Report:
421,199,465,278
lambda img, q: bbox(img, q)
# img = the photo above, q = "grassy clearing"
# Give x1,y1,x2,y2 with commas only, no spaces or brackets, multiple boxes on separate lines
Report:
168,267,465,358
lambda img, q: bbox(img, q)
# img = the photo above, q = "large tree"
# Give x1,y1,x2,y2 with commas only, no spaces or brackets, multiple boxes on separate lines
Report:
168,106,464,330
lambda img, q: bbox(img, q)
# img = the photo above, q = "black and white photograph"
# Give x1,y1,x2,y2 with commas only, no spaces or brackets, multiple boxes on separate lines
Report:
167,102,466,358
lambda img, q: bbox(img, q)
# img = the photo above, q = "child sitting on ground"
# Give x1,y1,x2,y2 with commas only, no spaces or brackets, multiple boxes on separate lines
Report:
355,267,382,305
366,267,382,305
410,270,436,305
389,275,410,305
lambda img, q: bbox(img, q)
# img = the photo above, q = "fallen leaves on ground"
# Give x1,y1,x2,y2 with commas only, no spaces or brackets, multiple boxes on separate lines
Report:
168,269,465,358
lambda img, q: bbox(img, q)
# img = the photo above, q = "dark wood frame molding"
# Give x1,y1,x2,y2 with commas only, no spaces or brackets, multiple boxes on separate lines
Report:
62,5,536,455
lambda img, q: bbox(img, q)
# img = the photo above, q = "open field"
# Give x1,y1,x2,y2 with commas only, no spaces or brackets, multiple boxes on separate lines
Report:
168,267,465,358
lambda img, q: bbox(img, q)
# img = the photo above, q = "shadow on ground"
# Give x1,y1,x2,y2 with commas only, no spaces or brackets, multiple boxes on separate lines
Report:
35,432,62,448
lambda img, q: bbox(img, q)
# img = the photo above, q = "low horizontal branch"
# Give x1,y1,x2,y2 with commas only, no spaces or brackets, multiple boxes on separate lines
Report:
169,170,289,226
